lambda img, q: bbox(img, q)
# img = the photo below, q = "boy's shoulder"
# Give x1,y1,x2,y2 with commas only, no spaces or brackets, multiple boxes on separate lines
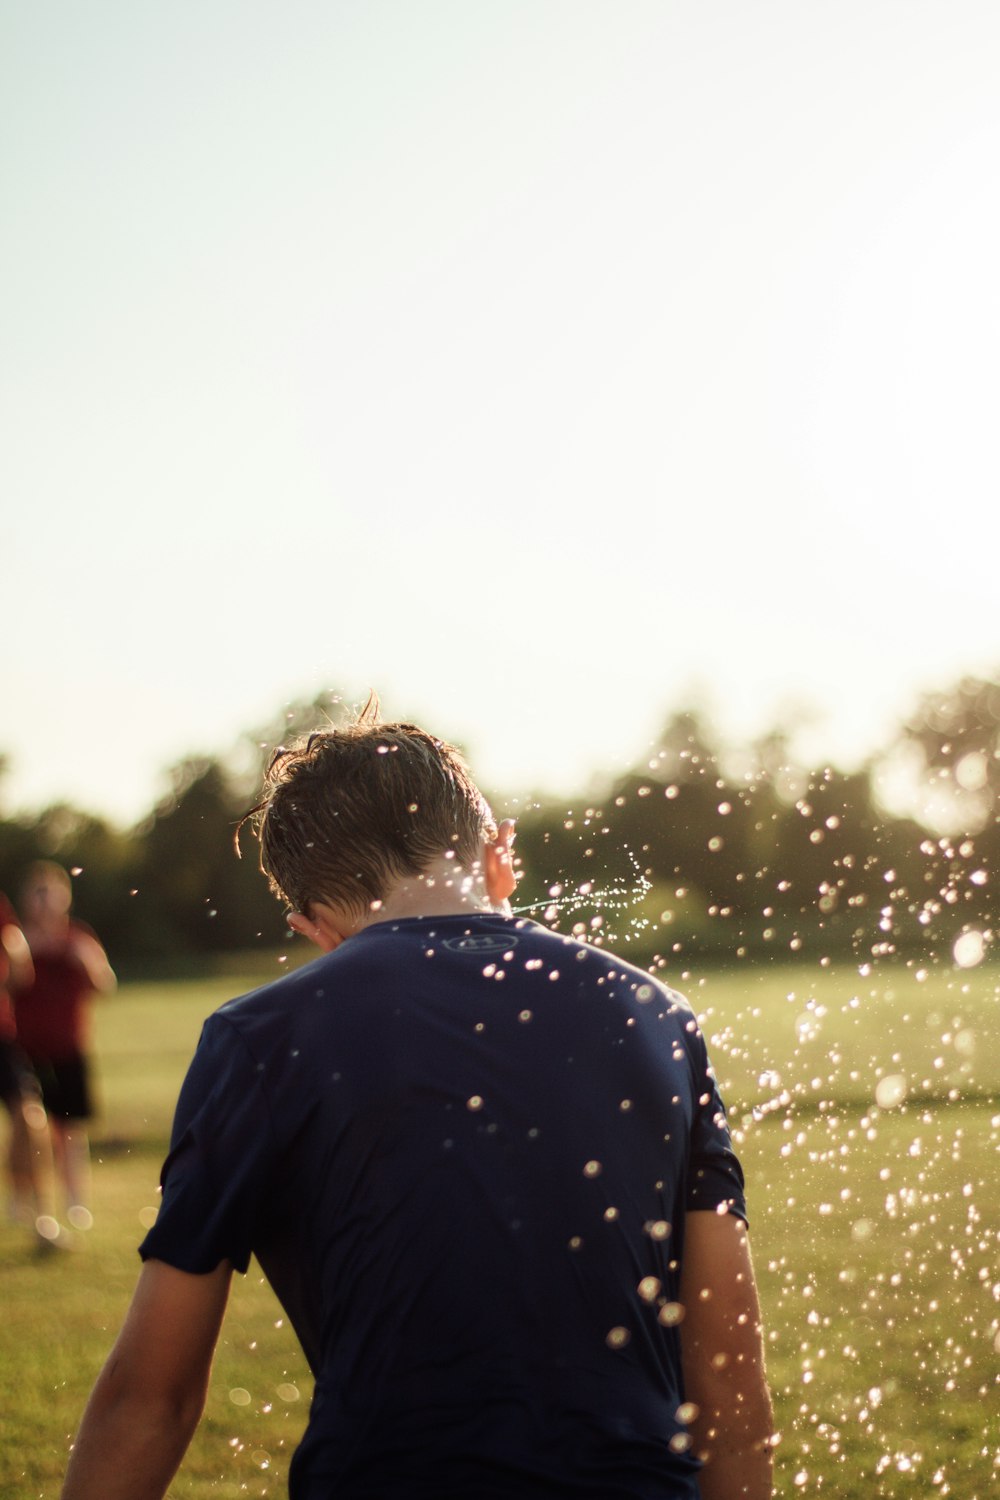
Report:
209,916,695,1035
213,948,332,1025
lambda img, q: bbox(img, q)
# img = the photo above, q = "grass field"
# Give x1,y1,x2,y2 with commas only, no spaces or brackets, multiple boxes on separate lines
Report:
1,956,997,1498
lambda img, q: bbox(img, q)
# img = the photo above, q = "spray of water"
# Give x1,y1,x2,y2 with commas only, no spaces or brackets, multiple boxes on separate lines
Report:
512,847,653,944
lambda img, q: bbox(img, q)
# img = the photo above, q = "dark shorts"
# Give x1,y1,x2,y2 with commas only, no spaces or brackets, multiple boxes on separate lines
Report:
0,1040,41,1109
27,1052,94,1122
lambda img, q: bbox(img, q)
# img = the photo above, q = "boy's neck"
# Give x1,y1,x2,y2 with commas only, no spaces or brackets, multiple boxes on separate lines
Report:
294,827,517,952
356,854,507,930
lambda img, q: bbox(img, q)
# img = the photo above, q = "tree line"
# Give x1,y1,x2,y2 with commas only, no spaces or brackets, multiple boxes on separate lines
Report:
1,677,996,975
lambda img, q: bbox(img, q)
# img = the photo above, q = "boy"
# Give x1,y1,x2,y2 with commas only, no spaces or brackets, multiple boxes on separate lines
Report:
15,861,116,1231
62,702,773,1499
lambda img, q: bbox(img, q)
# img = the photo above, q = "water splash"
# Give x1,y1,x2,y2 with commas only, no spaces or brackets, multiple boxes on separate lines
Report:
512,847,653,945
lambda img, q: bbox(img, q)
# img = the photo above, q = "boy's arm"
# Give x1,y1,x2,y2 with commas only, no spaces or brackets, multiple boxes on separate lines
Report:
1,920,33,988
61,1258,232,1500
69,928,116,992
678,1210,774,1500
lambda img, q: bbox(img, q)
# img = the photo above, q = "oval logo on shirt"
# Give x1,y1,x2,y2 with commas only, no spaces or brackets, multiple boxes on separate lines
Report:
441,935,518,954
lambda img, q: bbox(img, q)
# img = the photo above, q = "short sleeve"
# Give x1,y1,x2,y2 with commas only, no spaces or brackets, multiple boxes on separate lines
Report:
685,1028,747,1224
139,1014,278,1274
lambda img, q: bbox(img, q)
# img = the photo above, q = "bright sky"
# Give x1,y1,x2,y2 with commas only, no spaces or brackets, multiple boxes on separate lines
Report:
4,1,1000,826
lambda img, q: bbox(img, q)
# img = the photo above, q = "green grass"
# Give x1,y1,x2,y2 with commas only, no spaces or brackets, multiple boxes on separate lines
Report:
1,957,997,1498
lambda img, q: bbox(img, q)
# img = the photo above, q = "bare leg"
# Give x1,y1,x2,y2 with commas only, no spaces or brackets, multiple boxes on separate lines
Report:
8,1094,60,1239
6,1098,33,1224
63,1125,93,1230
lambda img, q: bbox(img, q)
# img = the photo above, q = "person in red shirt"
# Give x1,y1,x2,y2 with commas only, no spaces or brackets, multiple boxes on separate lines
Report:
14,862,115,1231
1,890,64,1244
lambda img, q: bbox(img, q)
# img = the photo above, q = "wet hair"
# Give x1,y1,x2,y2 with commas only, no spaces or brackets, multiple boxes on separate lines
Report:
240,694,495,918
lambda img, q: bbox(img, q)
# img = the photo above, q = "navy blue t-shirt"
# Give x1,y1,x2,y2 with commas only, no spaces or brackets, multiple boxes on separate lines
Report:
140,915,746,1499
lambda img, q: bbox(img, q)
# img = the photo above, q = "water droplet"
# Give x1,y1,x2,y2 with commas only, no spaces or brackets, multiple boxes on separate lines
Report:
953,929,985,968
658,1302,685,1326
875,1074,907,1109
954,1028,976,1057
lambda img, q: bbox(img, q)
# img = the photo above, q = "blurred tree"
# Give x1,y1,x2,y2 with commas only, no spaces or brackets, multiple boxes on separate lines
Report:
5,676,997,971
871,674,1000,942
237,688,355,798
32,804,137,952
0,817,44,906
134,758,284,957
876,674,1000,836
0,802,141,961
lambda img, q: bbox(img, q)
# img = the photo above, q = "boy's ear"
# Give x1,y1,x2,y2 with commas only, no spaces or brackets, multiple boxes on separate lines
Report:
484,818,518,904
287,904,346,953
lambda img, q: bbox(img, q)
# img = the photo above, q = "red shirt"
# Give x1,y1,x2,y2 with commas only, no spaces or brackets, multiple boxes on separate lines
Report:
13,921,99,1061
